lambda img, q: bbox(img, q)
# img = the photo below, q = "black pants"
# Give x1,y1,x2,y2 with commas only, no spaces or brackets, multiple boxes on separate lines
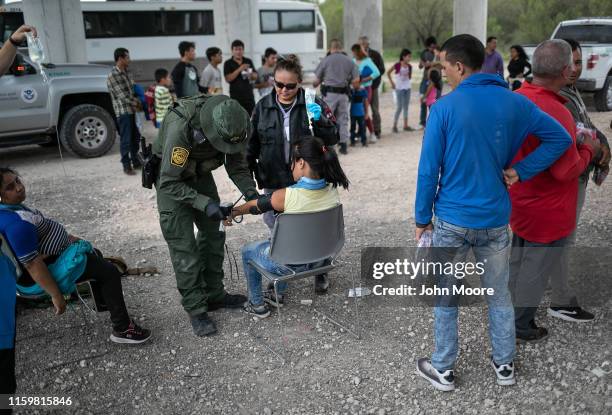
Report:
78,253,131,331
509,234,568,334
0,331,16,415
21,252,131,331
0,346,16,393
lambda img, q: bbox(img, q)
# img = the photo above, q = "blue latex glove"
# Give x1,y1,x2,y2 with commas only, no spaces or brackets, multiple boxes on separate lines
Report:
306,102,321,121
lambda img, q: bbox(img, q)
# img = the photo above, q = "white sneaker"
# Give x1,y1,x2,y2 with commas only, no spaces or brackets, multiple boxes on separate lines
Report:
368,134,378,144
415,358,455,391
490,358,516,386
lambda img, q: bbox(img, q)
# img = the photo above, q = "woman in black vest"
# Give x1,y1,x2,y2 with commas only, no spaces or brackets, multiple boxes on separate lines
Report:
247,55,339,231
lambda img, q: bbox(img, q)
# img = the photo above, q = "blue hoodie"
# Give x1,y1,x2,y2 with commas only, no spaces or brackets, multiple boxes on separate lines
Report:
415,74,572,229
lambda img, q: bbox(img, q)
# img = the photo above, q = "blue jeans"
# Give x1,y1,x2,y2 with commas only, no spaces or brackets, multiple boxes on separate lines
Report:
430,219,515,371
242,240,323,305
393,89,410,127
117,113,140,169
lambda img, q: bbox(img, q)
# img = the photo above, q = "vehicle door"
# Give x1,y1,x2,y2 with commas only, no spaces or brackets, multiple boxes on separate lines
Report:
0,54,50,134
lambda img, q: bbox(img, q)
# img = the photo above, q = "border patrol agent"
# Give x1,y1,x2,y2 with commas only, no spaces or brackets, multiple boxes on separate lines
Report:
153,94,258,336
313,39,360,155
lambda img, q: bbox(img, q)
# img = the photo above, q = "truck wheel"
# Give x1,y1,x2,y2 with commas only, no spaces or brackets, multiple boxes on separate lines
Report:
59,104,116,158
594,75,612,112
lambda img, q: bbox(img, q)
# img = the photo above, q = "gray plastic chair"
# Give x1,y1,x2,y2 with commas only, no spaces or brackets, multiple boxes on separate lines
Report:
248,204,360,361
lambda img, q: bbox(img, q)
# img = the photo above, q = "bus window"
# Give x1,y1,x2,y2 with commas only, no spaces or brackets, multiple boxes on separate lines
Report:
282,11,314,32
83,10,213,38
84,11,163,38
260,10,315,34
260,11,280,33
163,11,215,36
0,12,25,45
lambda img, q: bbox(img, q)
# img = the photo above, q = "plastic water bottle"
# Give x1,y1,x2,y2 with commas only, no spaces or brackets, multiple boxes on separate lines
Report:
26,32,45,63
305,88,316,116
304,88,316,133
418,230,433,248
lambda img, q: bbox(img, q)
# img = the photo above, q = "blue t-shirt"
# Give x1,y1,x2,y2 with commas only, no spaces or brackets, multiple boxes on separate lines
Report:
0,204,70,265
350,88,367,117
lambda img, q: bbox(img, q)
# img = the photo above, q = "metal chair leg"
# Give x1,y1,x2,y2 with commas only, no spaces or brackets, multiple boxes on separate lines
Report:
273,280,287,351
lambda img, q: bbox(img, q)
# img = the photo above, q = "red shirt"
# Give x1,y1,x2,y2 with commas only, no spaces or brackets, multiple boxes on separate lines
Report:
510,82,593,243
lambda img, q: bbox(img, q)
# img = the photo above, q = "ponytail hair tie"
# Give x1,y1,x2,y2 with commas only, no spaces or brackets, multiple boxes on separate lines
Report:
322,145,328,153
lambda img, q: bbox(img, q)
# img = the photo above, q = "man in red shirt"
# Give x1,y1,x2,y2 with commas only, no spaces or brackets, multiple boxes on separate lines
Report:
506,40,600,343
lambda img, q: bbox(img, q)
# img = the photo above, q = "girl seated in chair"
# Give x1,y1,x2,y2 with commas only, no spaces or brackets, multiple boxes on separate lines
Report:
231,136,350,318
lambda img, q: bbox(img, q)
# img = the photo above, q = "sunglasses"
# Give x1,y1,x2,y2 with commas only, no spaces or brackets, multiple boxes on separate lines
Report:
274,80,298,90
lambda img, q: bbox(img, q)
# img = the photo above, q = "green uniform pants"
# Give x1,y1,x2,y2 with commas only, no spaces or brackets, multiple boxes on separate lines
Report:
157,172,225,315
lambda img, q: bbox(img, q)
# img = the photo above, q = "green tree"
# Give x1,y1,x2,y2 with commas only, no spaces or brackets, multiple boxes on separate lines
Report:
319,0,344,45
318,0,612,52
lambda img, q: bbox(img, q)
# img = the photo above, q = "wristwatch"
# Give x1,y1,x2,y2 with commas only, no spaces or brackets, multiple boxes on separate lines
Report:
8,35,20,47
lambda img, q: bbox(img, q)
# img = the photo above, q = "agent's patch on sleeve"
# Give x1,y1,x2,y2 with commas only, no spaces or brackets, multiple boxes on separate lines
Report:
171,147,189,167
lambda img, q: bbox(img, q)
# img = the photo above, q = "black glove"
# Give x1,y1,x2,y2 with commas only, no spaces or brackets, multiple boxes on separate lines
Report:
205,202,232,221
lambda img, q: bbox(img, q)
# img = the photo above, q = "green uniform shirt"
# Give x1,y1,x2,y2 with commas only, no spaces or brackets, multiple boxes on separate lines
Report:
153,97,258,211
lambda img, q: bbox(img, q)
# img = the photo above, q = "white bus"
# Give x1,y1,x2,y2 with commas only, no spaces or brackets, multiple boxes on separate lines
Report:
1,0,327,83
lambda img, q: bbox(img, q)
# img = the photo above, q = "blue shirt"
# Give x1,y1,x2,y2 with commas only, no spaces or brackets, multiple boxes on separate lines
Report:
415,74,572,229
0,209,38,264
355,57,380,88
0,204,69,265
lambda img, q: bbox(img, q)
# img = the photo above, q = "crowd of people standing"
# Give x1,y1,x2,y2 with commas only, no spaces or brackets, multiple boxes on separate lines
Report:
0,20,610,405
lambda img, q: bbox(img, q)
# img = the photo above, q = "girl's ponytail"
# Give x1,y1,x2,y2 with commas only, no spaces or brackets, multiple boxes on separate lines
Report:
293,137,350,190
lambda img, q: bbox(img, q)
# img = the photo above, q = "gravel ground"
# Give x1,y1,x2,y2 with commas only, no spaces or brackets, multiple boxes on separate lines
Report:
2,89,611,415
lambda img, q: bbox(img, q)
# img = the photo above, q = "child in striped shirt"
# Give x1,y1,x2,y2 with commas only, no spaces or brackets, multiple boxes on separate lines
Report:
154,68,174,128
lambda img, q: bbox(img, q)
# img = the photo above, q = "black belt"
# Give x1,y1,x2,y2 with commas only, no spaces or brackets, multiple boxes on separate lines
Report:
322,85,349,94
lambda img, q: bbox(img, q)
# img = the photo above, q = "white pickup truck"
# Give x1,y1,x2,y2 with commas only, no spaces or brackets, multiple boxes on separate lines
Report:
524,18,612,111
0,51,116,157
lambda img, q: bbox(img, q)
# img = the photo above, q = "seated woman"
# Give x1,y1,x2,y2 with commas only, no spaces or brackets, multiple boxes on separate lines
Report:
232,136,349,318
0,168,151,344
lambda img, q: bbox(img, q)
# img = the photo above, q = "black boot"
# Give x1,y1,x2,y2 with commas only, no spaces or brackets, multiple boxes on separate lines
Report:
190,313,217,337
339,143,348,155
208,293,248,311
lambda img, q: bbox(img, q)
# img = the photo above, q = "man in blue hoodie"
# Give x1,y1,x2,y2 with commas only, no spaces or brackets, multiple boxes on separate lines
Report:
414,34,572,391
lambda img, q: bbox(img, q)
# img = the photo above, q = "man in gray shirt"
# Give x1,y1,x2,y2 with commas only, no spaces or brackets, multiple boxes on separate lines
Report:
200,47,223,95
314,39,360,154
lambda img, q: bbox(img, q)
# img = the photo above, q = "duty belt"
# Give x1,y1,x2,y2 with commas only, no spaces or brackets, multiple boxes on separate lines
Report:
322,85,349,94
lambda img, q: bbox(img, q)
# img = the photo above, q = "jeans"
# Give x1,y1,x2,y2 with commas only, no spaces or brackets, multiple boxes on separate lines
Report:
393,89,410,128
242,240,295,305
431,219,515,371
350,116,366,145
117,113,140,169
419,78,428,127
509,234,569,334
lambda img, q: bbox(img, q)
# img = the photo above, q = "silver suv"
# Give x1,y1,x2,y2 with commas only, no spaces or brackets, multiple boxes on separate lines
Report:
0,52,116,158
